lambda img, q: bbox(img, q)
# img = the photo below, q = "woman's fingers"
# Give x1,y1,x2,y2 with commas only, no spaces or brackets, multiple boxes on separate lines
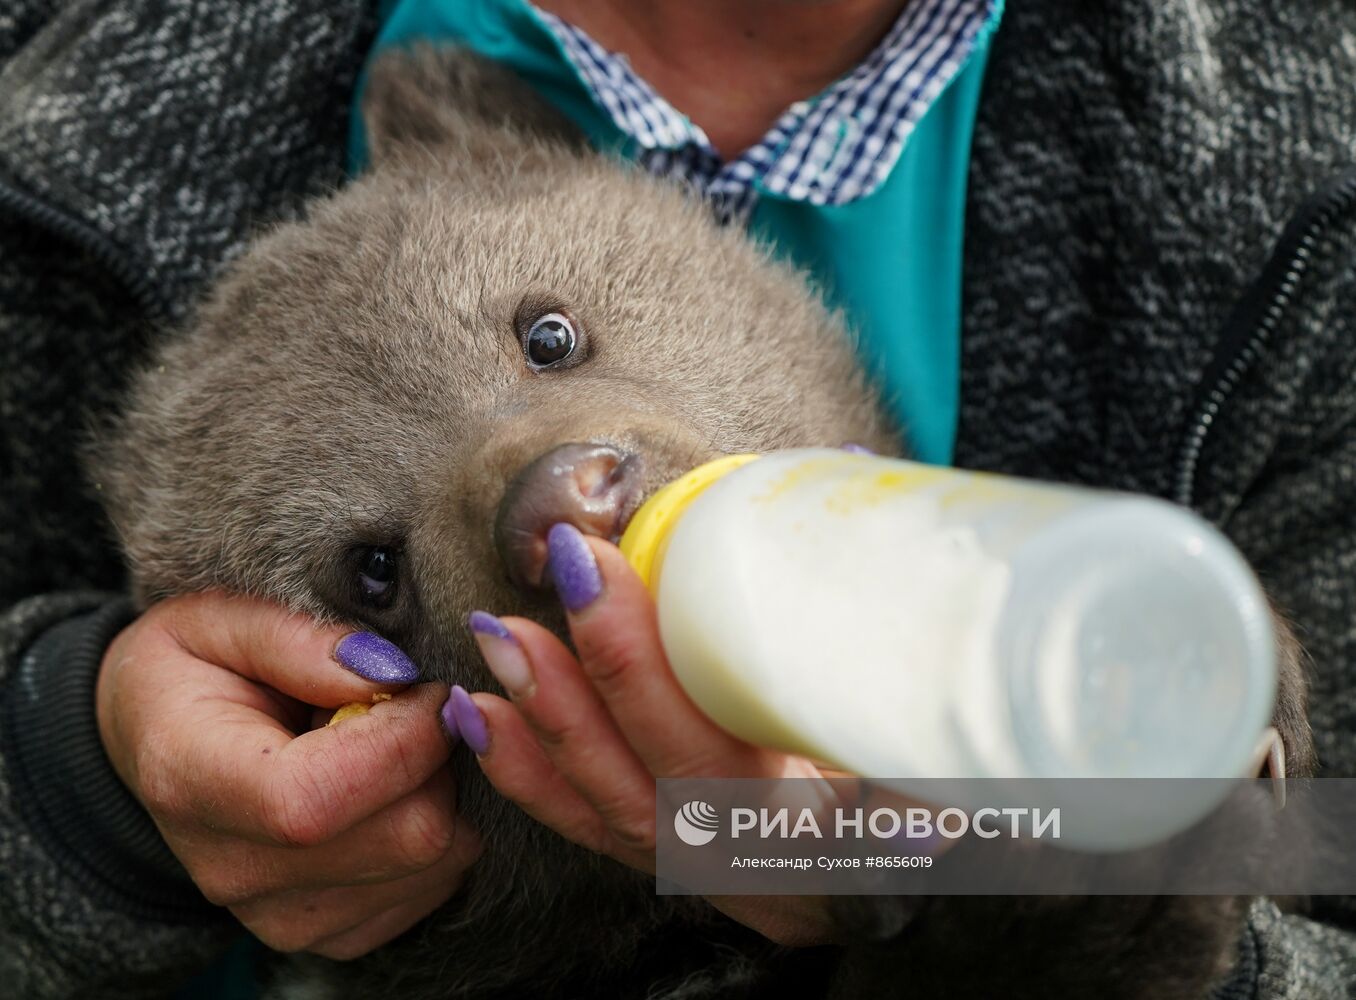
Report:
471,693,634,860
460,526,806,864
181,767,474,904
96,591,487,954
159,591,418,706
542,525,756,777
466,614,660,837
101,593,452,848
457,528,840,946
147,681,453,846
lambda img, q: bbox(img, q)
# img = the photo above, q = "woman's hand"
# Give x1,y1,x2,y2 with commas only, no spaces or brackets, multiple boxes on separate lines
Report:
97,592,481,959
446,523,837,946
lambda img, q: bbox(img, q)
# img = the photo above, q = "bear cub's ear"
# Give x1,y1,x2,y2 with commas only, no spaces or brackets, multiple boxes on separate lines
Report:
361,44,583,169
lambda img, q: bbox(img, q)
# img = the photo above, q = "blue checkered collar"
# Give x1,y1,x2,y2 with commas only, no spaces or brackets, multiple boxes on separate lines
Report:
535,0,1000,209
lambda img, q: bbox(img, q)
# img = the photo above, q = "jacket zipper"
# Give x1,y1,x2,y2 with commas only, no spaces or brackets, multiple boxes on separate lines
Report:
0,176,169,323
1172,170,1356,509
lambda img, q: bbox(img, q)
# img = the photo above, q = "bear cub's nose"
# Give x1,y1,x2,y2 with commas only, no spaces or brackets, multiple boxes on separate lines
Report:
495,442,644,588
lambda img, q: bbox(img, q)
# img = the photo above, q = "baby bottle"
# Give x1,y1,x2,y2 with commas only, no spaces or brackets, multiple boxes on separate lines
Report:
619,448,1277,849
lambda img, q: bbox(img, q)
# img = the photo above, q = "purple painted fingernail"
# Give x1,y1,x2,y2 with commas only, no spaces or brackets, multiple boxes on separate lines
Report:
334,632,419,684
546,523,602,612
842,443,875,455
448,685,489,755
468,609,514,642
469,611,534,697
439,688,461,745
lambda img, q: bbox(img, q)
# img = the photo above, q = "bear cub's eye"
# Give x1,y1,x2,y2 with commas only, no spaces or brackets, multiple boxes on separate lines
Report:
356,546,399,608
524,313,578,369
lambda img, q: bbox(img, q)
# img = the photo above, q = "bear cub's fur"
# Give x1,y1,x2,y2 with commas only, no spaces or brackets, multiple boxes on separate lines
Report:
92,48,1310,1000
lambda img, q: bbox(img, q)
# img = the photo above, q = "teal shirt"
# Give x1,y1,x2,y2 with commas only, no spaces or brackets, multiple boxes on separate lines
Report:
352,0,1003,464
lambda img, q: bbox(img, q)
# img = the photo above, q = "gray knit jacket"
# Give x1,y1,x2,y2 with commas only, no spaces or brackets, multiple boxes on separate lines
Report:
1,1,1354,997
